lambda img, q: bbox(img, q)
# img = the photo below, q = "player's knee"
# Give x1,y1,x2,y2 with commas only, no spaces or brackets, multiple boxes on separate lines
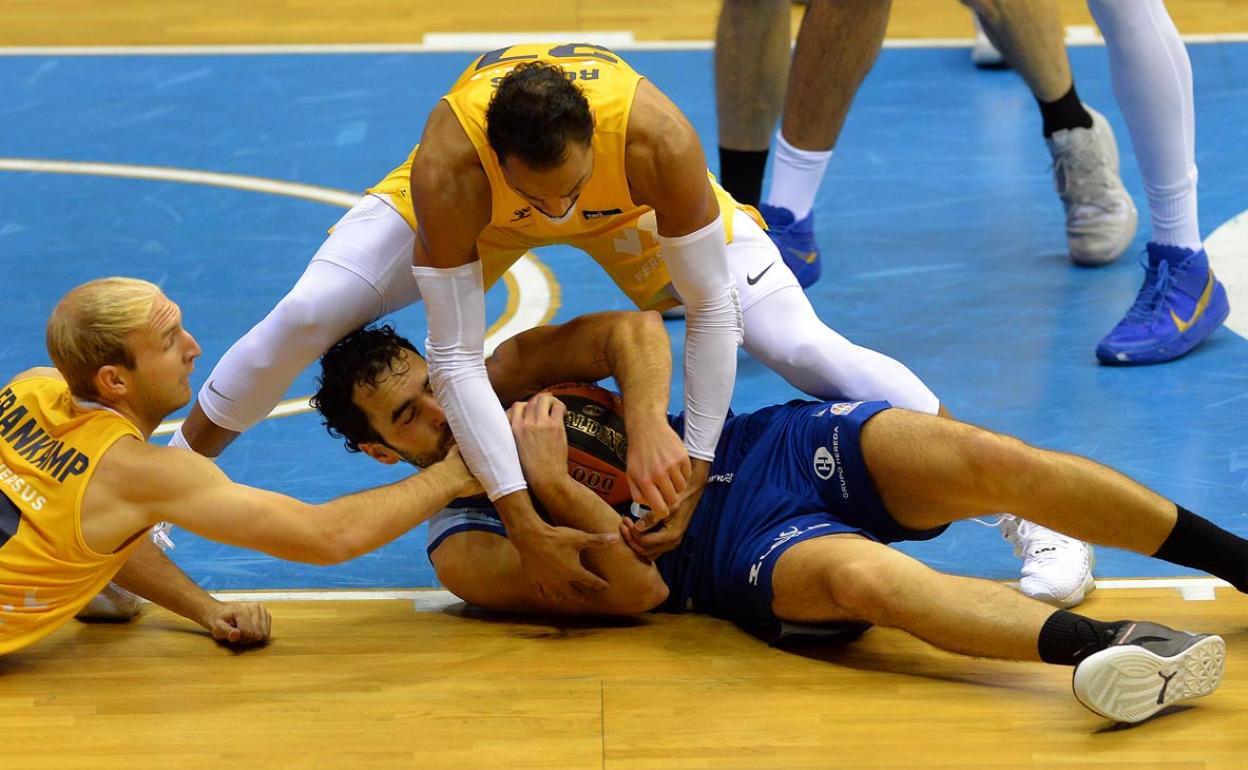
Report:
820,559,890,624
268,291,338,344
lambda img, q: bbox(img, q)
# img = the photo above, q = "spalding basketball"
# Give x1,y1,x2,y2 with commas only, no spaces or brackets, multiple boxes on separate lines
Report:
547,382,631,507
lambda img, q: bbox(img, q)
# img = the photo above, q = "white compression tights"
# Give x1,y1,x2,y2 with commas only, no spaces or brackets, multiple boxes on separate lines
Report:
198,260,394,431
198,195,421,432
1088,0,1201,250
740,284,940,414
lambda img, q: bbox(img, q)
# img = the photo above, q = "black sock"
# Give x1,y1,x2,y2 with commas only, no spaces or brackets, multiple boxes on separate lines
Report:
1037,610,1128,666
717,147,768,208
1153,505,1248,592
1037,82,1093,137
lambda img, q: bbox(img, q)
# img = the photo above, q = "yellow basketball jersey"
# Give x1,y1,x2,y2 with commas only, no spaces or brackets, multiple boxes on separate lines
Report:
368,43,756,310
0,374,145,655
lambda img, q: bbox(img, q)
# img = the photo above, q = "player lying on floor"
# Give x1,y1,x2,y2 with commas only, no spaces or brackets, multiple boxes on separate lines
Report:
0,276,491,656
313,310,1241,723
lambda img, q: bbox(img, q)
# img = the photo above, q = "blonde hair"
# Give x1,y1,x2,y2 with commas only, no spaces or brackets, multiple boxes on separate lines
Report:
46,277,163,398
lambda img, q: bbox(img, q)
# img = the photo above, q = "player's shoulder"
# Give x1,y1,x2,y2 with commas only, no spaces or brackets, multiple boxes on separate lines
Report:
95,435,224,501
7,366,64,384
411,103,490,201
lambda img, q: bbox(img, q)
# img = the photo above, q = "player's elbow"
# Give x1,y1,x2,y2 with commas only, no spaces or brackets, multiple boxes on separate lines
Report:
304,511,363,566
602,572,669,615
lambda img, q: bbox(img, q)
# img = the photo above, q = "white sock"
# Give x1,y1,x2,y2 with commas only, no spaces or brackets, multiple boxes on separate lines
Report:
764,130,832,221
1089,0,1202,251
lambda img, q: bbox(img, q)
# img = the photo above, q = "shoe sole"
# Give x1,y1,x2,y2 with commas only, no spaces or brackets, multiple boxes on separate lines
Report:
1096,282,1231,366
1072,634,1225,723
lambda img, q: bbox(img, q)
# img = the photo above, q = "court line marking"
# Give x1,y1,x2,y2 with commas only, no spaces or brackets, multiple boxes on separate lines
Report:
1206,208,1247,339
209,577,1234,606
0,157,560,435
1,33,1246,56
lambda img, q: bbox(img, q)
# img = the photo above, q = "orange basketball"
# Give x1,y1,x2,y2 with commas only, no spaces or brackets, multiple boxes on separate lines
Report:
547,382,631,507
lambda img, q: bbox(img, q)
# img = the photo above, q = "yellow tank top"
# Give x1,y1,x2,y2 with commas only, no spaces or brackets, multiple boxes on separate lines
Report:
0,374,144,655
368,43,752,309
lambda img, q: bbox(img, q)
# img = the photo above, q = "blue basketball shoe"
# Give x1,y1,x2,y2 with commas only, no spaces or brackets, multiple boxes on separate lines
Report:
758,204,821,289
1096,243,1230,365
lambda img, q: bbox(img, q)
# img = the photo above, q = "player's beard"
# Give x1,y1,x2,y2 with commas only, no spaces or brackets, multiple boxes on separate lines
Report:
403,425,455,469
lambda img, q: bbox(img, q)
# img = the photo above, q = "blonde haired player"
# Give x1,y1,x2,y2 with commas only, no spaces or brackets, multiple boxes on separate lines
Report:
0,277,484,655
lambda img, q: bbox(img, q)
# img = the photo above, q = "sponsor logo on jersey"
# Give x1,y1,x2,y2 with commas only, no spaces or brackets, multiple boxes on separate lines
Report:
813,446,835,480
749,522,833,585
830,401,863,416
510,207,532,222
582,208,623,220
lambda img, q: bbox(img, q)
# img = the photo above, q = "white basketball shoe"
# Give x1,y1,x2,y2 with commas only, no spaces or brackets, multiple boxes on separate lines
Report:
999,515,1096,608
1046,107,1138,266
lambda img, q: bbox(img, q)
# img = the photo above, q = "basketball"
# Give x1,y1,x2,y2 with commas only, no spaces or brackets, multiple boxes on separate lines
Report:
547,382,631,507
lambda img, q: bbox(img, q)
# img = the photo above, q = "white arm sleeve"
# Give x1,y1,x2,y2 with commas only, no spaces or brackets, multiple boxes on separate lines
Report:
659,213,742,461
411,261,527,501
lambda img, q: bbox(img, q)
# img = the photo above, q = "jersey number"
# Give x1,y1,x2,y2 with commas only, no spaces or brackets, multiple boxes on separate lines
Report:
476,43,619,71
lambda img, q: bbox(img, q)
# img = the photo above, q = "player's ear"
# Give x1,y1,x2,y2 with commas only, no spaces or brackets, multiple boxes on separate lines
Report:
359,442,401,465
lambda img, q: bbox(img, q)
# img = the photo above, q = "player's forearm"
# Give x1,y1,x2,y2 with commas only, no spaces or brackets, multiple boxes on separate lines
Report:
491,489,549,541
414,260,529,499
659,215,741,460
323,460,473,563
529,474,666,606
111,536,220,628
607,311,675,430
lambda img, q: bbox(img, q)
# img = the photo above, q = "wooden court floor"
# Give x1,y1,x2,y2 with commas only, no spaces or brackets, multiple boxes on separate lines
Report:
4,586,1246,769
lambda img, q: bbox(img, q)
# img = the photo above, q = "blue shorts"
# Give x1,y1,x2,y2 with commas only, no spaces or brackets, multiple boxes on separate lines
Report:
659,400,947,628
426,400,946,633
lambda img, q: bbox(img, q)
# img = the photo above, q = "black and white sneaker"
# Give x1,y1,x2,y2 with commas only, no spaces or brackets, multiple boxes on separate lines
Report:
1072,621,1225,723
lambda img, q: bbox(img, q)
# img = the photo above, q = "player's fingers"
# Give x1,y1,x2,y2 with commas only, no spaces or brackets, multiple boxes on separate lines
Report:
209,618,232,641
634,508,670,533
619,520,645,557
627,474,644,506
653,475,678,509
669,463,688,494
635,527,677,558
641,485,670,520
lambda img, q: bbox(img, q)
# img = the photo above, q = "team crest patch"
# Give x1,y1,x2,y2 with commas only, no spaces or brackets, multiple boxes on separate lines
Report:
813,446,836,480
830,401,863,416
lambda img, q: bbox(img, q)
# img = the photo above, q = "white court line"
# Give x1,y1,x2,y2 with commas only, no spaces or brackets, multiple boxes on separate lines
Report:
0,156,559,433
2,32,1247,56
210,578,1234,607
1206,209,1248,339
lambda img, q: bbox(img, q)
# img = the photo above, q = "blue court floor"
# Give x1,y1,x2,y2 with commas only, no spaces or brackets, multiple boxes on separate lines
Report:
1,43,1245,589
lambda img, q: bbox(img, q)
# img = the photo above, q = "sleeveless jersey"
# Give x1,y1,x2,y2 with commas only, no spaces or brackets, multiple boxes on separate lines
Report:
368,43,757,310
0,374,145,654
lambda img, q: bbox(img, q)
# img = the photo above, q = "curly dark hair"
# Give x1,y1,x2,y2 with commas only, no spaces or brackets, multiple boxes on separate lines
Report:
311,323,423,453
485,61,594,169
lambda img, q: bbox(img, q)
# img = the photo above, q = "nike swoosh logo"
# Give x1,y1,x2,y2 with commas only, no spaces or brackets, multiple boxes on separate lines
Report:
747,262,775,285
1170,271,1216,333
787,247,818,265
206,380,236,403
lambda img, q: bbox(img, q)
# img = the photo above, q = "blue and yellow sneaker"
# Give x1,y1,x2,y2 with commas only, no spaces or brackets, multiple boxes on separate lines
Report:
758,203,821,289
1096,243,1230,365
